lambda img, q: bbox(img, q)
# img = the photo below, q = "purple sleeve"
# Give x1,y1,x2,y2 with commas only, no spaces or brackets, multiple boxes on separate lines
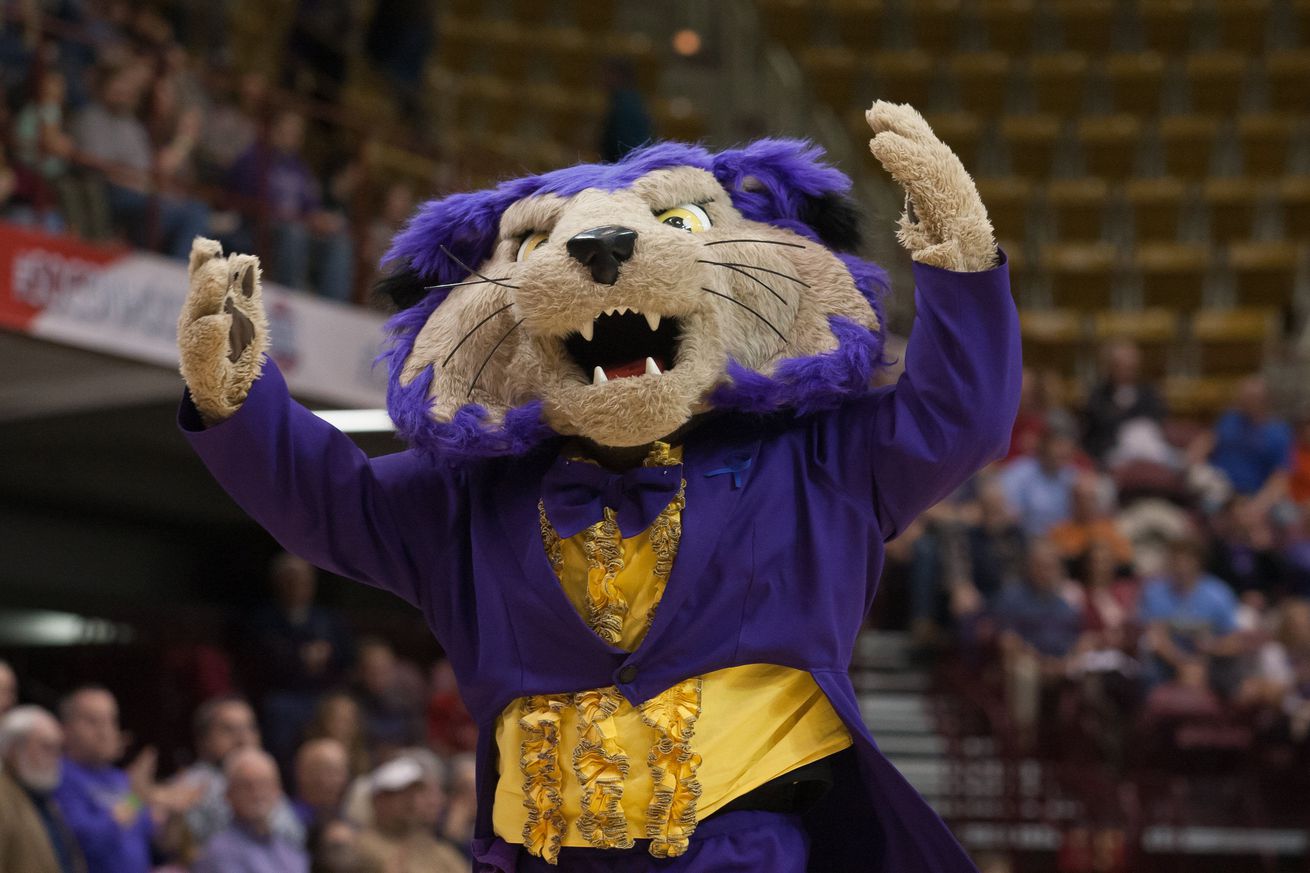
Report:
821,251,1021,540
179,359,460,608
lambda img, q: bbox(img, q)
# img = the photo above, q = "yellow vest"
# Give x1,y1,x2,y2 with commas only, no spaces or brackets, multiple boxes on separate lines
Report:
492,444,851,862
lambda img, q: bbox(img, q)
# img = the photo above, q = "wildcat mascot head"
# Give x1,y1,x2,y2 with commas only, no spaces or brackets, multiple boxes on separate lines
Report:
377,140,889,459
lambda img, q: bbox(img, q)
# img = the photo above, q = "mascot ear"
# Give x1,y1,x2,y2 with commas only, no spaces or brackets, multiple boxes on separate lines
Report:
798,191,863,253
374,266,429,311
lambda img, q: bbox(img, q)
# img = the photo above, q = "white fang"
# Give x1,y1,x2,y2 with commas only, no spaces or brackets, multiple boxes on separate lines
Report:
593,366,608,384
644,312,661,332
645,357,661,376
579,321,594,341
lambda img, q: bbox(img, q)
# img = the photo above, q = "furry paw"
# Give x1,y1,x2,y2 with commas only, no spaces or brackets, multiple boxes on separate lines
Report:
178,237,269,424
866,101,997,272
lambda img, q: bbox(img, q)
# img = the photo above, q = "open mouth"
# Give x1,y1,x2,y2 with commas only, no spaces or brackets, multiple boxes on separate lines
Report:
564,308,681,384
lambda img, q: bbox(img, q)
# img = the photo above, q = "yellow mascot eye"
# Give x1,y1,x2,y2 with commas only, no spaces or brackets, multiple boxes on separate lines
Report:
516,232,549,261
656,203,712,233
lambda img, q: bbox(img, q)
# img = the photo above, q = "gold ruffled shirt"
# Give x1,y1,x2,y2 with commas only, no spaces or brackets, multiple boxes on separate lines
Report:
493,443,852,863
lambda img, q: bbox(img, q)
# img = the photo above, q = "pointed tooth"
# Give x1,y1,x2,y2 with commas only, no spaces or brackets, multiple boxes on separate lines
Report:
605,307,617,316
621,306,631,315
645,357,661,376
644,312,661,332
579,321,594,341
592,366,608,384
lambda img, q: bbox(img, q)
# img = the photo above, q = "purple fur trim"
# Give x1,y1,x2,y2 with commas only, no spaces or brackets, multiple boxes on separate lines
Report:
379,139,892,459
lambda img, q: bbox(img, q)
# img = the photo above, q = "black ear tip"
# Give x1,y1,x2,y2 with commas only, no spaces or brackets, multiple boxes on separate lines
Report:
374,267,428,311
799,192,863,253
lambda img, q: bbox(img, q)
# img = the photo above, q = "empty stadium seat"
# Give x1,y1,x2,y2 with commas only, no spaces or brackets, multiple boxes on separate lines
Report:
1078,114,1143,179
1213,0,1270,53
1105,52,1166,116
1277,177,1310,239
1127,177,1187,241
1266,51,1310,113
924,112,983,168
800,45,860,109
1238,114,1296,179
1159,116,1220,180
1030,52,1089,117
1043,242,1118,310
828,0,889,52
1048,177,1110,241
1184,52,1248,116
1136,242,1209,310
1094,308,1178,378
1001,114,1062,177
1202,178,1263,244
1228,241,1300,307
950,52,1012,116
978,0,1037,55
1020,309,1084,375
1164,376,1239,417
1137,0,1199,53
906,0,964,53
870,51,935,107
1053,0,1118,53
1193,308,1275,376
757,0,812,49
977,177,1034,242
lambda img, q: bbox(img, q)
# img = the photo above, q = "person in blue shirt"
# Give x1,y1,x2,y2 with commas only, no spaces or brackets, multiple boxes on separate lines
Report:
1199,376,1293,500
1000,427,1081,537
1138,535,1245,695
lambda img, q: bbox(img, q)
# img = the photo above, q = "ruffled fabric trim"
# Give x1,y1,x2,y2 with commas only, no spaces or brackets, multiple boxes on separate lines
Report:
580,508,627,645
572,687,633,849
519,694,569,864
639,678,704,858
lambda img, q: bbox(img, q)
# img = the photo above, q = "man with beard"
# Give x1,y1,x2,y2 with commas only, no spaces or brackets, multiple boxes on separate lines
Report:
0,705,85,873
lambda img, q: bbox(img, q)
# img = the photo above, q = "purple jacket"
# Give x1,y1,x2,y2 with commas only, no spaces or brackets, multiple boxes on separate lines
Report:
181,258,1021,871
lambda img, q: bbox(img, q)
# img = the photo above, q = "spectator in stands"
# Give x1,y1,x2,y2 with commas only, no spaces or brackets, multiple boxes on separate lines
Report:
305,692,370,778
425,659,476,757
353,639,427,756
1082,340,1165,463
1138,535,1244,695
238,553,353,773
193,748,308,873
355,757,465,873
291,738,349,831
0,659,16,716
54,687,153,873
200,71,267,180
1287,418,1310,506
965,478,1028,603
227,108,355,301
1193,376,1292,504
310,817,376,873
599,57,652,163
1006,368,1048,461
1076,540,1139,653
172,695,303,849
11,70,110,240
1001,426,1081,537
439,753,476,856
0,705,84,873
72,59,209,259
992,540,1083,748
1208,497,1288,604
1237,598,1310,722
1048,473,1133,573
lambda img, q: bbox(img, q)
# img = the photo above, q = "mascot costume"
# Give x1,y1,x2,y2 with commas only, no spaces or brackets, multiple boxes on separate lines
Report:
177,102,1020,872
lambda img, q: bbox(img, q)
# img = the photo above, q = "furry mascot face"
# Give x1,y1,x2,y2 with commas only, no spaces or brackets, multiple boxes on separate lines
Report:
378,140,889,458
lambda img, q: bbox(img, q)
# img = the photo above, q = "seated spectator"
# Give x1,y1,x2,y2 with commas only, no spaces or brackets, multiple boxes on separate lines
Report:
1208,497,1288,604
237,553,353,773
1237,598,1310,718
0,705,84,873
353,639,426,756
355,757,465,873
171,695,302,849
439,753,476,856
1048,473,1133,573
1075,540,1139,653
1288,418,1310,506
54,687,153,873
1001,427,1081,537
305,692,370,779
199,71,267,179
310,817,378,873
11,70,110,239
0,660,15,716
227,109,354,301
193,748,308,873
1193,376,1292,503
291,738,349,831
1082,340,1165,463
425,659,476,757
1138,535,1245,696
71,60,209,259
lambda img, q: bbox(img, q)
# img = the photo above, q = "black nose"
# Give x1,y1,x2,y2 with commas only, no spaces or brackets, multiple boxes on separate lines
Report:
566,225,637,285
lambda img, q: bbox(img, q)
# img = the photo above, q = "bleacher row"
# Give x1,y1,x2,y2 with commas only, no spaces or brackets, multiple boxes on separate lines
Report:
761,0,1310,416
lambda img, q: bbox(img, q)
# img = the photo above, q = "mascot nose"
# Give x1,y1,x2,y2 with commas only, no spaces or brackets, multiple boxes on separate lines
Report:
566,225,637,285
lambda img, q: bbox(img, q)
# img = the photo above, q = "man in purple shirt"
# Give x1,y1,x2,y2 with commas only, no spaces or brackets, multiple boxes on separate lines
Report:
193,747,309,873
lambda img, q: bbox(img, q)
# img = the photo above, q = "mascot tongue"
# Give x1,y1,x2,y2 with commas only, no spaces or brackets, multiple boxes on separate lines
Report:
605,355,666,380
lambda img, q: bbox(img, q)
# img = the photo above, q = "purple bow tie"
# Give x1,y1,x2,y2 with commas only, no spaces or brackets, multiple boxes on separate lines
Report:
540,455,683,539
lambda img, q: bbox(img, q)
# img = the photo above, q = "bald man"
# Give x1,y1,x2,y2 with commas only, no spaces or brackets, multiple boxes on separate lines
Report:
193,748,308,873
291,737,349,829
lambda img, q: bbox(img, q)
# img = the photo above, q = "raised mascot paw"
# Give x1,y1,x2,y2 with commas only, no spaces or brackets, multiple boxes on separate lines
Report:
178,237,269,425
865,101,998,272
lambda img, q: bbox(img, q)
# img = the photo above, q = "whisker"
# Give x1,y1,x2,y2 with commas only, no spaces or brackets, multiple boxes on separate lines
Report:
698,260,810,288
425,277,515,291
703,238,806,249
467,318,524,399
440,244,519,290
700,287,788,343
696,260,787,305
442,302,516,367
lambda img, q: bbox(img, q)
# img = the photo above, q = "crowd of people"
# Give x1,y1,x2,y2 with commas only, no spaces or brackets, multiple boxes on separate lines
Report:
0,553,479,873
0,1,425,303
888,340,1310,779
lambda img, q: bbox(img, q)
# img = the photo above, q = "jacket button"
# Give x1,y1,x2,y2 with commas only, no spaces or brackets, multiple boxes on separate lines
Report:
617,665,638,684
